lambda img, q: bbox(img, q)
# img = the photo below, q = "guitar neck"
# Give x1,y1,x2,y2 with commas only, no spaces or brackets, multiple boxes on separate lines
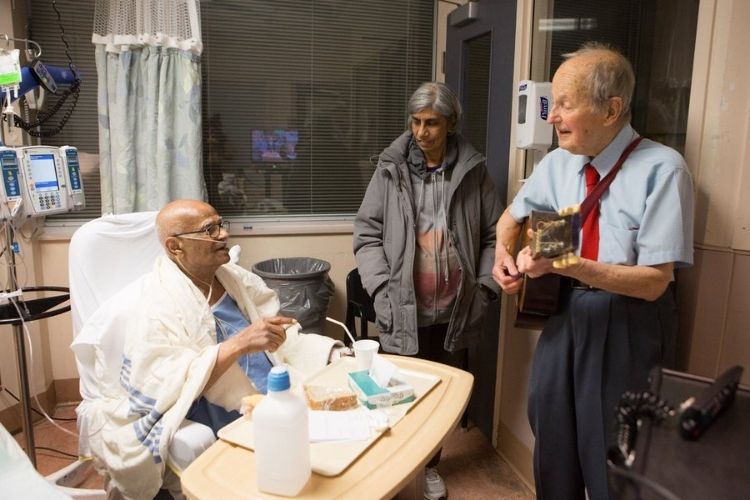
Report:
527,209,581,260
516,206,582,323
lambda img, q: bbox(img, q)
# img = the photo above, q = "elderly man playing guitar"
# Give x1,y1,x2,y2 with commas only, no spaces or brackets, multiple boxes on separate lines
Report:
492,43,694,500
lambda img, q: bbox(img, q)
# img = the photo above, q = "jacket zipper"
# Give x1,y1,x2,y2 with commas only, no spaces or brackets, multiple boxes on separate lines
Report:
431,172,439,322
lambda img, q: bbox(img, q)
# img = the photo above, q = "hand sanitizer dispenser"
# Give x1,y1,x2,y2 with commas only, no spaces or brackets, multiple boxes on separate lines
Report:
516,80,553,152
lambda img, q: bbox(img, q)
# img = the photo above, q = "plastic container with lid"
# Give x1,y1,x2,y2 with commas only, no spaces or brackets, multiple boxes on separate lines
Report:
252,365,311,496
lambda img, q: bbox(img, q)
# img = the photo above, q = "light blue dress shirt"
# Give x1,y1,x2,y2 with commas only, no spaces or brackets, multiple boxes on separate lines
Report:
510,124,694,267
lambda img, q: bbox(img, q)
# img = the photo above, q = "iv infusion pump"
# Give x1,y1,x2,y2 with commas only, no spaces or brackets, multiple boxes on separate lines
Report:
0,145,85,221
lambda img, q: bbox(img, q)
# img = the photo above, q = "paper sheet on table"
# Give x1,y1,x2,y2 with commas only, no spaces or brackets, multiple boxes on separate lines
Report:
309,409,371,442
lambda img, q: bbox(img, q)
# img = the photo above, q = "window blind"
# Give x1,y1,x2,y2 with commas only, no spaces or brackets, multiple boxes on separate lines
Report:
28,0,434,220
201,0,434,217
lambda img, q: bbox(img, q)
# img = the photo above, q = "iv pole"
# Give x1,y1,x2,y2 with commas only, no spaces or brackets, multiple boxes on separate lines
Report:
1,221,71,468
1,37,35,465
0,48,71,466
5,224,37,467
0,31,79,469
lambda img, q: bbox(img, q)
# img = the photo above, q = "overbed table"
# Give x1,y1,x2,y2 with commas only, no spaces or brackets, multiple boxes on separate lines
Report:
181,355,474,499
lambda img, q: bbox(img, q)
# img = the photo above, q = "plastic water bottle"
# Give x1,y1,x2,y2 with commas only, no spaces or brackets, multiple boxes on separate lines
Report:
253,365,311,496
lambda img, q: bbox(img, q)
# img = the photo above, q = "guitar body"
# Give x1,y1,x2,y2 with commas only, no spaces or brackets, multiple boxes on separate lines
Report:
515,207,581,328
517,274,561,329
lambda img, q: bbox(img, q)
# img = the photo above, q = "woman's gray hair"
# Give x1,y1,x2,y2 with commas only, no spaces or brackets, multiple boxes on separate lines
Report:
407,82,462,134
563,42,635,122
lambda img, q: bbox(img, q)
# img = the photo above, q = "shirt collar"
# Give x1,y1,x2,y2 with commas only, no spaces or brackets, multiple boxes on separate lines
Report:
578,123,639,176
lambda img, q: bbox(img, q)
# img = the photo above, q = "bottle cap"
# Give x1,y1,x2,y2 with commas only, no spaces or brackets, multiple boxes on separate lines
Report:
267,365,291,392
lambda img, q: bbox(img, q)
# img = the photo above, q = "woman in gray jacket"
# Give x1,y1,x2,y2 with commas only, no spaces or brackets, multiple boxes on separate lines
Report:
353,81,502,500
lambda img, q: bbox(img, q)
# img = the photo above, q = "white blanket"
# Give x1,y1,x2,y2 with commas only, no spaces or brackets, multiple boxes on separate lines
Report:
81,256,337,499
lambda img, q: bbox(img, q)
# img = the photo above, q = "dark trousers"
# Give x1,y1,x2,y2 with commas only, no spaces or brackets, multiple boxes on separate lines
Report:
407,323,468,468
528,286,677,500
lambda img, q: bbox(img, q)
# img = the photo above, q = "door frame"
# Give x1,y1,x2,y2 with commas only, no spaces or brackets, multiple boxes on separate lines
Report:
444,0,518,204
443,0,518,443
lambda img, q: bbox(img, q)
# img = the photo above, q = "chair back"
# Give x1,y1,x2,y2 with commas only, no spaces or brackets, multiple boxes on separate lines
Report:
68,211,162,335
67,212,162,457
345,268,376,341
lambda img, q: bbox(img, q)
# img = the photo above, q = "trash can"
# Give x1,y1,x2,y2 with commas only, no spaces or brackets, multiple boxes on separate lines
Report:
252,257,334,333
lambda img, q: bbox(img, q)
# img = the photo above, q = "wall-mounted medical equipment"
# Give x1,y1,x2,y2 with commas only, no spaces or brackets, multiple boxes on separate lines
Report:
0,146,24,223
516,80,553,152
60,146,85,209
0,145,85,224
14,145,85,217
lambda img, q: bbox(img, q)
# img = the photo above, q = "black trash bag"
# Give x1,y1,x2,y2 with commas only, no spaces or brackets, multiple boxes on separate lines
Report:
251,257,334,333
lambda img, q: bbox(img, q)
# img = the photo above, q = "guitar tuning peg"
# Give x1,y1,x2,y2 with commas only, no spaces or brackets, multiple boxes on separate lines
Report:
553,253,580,269
557,204,582,216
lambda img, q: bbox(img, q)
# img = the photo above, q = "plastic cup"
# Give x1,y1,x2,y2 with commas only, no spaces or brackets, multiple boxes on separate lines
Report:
353,339,380,371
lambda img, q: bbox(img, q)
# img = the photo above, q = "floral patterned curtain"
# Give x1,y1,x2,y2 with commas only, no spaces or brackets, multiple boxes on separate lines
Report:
93,0,205,213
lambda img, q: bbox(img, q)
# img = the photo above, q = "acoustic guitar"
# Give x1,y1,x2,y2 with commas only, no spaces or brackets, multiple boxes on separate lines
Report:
515,205,581,328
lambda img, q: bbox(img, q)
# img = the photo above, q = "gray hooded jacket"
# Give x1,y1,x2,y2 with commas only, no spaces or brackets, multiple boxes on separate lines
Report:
353,131,503,354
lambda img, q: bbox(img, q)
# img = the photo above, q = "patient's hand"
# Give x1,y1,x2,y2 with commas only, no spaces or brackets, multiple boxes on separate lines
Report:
235,315,294,353
210,316,295,390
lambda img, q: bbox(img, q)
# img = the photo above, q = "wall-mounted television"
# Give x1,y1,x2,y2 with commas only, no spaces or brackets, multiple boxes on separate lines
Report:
252,129,298,162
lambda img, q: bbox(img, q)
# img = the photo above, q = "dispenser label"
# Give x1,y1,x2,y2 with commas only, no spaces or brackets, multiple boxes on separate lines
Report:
539,97,549,120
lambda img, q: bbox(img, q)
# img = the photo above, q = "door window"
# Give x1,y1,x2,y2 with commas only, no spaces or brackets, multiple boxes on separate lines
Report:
527,0,699,176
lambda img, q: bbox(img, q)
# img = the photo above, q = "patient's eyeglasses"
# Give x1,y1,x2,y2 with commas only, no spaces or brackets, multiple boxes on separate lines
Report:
173,220,229,240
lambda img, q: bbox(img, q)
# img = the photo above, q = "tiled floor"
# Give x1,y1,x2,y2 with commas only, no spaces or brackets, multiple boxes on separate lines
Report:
14,405,534,499
440,426,534,499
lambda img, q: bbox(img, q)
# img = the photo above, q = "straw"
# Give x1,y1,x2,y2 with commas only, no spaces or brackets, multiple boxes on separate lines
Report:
326,316,357,345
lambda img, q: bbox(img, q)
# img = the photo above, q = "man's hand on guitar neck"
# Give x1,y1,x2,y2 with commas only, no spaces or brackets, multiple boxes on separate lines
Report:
495,222,575,295
516,244,556,279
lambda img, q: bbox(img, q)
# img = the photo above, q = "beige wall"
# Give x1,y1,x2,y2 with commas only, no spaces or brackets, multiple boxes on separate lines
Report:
676,0,750,382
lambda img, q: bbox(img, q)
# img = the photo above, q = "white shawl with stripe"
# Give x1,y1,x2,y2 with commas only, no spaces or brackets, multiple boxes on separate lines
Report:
82,256,336,499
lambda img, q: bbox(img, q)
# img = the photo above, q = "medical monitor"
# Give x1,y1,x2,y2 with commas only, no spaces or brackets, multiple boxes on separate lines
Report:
16,145,70,216
29,153,60,192
0,147,22,201
252,129,298,162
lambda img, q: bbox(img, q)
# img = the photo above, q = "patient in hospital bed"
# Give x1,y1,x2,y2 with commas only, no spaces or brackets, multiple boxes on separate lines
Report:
77,199,346,499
